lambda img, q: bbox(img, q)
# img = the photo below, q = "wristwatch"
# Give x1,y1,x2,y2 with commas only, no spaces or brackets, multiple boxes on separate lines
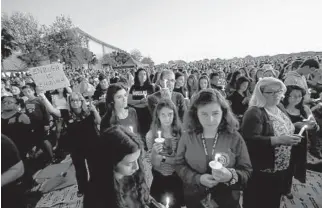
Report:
161,156,166,163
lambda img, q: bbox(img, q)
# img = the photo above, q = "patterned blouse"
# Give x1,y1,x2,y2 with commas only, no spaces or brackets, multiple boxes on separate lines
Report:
262,108,295,173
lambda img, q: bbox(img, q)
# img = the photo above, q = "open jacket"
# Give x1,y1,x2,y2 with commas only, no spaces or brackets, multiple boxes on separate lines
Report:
175,131,252,207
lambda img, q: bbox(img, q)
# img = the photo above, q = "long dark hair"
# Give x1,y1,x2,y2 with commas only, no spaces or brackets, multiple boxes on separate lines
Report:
229,71,241,89
235,76,251,93
283,85,308,118
197,75,210,92
52,88,69,98
102,83,127,129
150,99,182,139
184,89,239,134
85,125,149,208
134,68,151,87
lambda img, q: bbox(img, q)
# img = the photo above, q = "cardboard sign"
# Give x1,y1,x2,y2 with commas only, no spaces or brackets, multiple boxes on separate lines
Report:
29,64,70,91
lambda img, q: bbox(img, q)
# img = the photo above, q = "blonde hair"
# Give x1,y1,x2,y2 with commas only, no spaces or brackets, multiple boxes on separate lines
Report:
249,77,286,108
67,92,90,117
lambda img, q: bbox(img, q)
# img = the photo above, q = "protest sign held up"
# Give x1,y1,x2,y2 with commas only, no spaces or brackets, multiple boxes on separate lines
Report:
29,63,70,91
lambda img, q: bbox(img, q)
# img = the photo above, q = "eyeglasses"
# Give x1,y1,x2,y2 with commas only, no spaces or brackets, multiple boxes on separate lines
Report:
2,100,16,105
263,90,283,96
70,99,81,103
289,95,303,99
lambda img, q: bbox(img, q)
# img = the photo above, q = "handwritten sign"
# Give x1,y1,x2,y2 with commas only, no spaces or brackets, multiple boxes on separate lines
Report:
29,64,70,91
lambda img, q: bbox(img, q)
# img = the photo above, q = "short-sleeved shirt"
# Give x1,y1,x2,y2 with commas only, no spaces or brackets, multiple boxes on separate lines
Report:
129,84,155,100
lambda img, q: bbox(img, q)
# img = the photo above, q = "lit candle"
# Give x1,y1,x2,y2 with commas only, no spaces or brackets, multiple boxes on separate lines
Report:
129,126,133,133
155,130,165,144
214,153,222,162
298,124,308,136
185,91,188,99
308,88,312,94
163,79,168,89
165,197,170,208
303,115,313,122
209,153,223,171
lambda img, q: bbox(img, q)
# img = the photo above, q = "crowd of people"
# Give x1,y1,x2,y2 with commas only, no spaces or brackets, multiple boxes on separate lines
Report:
2,55,322,208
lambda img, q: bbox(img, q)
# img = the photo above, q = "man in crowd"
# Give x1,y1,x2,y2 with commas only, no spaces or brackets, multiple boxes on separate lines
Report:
147,69,186,121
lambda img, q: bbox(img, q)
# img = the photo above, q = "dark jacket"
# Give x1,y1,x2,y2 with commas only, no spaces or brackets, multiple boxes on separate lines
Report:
240,105,288,171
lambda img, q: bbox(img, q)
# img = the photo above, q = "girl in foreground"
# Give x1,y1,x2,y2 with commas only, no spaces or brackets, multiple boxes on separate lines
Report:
83,125,166,208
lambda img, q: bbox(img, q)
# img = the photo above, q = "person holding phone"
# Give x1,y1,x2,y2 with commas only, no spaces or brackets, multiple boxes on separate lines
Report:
241,77,302,208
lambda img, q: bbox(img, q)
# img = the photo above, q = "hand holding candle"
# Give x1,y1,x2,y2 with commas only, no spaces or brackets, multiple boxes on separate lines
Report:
163,79,168,89
209,154,223,179
303,115,313,122
298,124,308,136
155,131,165,145
165,197,170,208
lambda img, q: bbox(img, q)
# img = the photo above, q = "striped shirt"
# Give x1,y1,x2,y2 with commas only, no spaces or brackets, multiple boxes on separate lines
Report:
146,131,179,176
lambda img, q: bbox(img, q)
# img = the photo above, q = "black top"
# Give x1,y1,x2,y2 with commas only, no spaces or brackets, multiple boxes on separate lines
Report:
173,86,187,97
1,134,21,174
129,84,156,100
227,91,248,116
93,88,108,116
1,113,32,158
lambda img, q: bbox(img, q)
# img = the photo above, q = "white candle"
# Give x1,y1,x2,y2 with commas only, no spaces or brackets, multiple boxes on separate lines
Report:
185,91,188,99
298,124,308,136
165,197,170,208
214,153,222,162
155,130,165,144
163,79,168,89
129,126,133,133
303,115,313,122
209,160,223,170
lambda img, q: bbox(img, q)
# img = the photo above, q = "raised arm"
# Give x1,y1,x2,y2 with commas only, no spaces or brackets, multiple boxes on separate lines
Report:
39,93,62,118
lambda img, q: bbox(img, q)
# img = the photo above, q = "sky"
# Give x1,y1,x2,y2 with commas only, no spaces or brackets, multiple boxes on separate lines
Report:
2,0,322,64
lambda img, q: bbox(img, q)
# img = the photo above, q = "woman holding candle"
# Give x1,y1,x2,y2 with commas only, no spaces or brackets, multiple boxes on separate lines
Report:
282,85,318,199
176,89,252,208
241,77,303,208
146,99,185,208
83,125,166,208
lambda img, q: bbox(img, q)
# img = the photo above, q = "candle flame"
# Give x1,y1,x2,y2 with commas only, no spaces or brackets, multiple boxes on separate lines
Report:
165,197,170,208
163,79,168,88
215,153,222,162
